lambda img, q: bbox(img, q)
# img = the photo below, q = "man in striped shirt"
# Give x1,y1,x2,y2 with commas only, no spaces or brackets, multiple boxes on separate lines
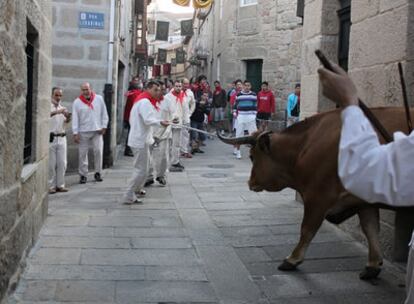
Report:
233,80,257,159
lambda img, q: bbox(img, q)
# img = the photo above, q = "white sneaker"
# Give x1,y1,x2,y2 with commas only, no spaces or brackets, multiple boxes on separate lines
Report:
233,147,238,155
236,150,241,159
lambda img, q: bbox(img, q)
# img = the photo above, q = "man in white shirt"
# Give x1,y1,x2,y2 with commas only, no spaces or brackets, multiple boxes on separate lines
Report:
164,80,187,172
122,81,169,204
180,78,196,158
318,62,414,304
72,82,109,184
49,87,71,194
149,82,178,186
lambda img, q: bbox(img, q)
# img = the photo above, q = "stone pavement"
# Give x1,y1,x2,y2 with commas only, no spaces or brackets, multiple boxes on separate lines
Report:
8,139,407,304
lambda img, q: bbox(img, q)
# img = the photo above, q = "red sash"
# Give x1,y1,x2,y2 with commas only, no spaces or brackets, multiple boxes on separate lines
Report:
79,92,95,109
171,90,185,103
134,91,159,111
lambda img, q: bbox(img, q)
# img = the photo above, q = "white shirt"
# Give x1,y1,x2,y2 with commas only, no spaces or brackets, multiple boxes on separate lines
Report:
338,105,414,244
128,98,161,149
50,102,67,134
153,96,176,140
72,94,109,134
186,89,196,116
164,91,188,125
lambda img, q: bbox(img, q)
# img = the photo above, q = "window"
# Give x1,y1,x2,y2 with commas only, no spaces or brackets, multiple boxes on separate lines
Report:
136,14,144,47
24,20,38,164
297,0,304,24
337,0,351,71
240,0,257,7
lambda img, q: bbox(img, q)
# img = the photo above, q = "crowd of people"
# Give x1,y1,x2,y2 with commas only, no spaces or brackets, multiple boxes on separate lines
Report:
48,76,301,195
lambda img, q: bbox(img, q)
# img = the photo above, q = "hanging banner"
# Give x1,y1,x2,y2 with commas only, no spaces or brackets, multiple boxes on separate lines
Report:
193,0,213,9
163,63,171,76
173,0,190,6
173,0,213,9
157,49,167,64
155,21,169,41
152,65,161,77
181,19,194,36
171,58,177,67
148,57,154,67
176,49,186,64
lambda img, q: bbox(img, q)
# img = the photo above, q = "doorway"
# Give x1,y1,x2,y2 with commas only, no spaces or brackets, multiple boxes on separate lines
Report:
245,59,262,93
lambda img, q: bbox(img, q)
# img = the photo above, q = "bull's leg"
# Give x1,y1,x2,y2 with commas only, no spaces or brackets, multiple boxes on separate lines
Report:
278,203,327,271
358,207,383,280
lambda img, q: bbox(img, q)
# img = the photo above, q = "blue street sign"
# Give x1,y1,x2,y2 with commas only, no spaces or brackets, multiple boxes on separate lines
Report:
79,12,105,29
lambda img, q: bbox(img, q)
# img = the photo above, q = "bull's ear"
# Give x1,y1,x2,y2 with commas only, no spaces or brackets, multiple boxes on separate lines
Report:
258,131,272,153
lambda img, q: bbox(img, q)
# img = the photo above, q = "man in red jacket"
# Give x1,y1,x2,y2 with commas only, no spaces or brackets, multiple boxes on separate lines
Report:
256,81,275,128
123,77,142,156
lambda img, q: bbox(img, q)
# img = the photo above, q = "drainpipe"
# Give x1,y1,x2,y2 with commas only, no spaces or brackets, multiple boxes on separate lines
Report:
103,0,116,168
107,0,116,83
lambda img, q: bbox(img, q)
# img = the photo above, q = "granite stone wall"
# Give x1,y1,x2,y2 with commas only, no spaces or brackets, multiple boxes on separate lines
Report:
0,0,51,301
191,0,303,115
52,0,135,171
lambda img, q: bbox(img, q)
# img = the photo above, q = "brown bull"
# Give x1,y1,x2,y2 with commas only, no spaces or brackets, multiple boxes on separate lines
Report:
218,107,414,280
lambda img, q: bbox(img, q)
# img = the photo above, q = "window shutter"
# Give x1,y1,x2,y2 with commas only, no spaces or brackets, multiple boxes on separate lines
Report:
297,0,304,18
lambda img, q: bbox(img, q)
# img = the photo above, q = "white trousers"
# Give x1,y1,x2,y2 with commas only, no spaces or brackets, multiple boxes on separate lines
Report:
170,128,182,165
235,118,257,138
49,137,67,189
180,125,190,154
78,131,103,177
149,139,169,179
125,145,150,201
406,243,414,304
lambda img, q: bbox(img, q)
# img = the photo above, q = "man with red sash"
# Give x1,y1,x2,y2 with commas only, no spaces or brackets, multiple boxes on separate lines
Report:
123,77,142,157
72,82,109,184
122,81,169,205
164,80,188,172
180,78,195,158
148,81,177,186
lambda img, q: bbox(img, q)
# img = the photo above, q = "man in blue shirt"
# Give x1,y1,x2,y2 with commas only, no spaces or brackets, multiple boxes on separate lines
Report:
286,83,301,127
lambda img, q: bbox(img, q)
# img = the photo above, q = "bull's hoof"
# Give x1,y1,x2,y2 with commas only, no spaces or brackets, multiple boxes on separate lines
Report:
278,259,301,271
359,266,381,280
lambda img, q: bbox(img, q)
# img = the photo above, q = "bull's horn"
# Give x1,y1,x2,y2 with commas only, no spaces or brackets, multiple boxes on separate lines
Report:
216,130,256,146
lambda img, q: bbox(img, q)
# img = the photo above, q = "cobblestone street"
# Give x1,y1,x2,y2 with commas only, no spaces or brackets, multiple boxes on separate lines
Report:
9,140,407,304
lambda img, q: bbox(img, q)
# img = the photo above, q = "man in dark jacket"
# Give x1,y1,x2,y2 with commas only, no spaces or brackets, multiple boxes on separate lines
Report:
212,80,227,134
190,92,210,154
123,77,142,156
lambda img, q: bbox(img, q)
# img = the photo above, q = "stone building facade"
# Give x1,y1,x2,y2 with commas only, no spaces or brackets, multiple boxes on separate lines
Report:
52,0,145,171
188,0,303,114
300,0,414,261
0,0,52,302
